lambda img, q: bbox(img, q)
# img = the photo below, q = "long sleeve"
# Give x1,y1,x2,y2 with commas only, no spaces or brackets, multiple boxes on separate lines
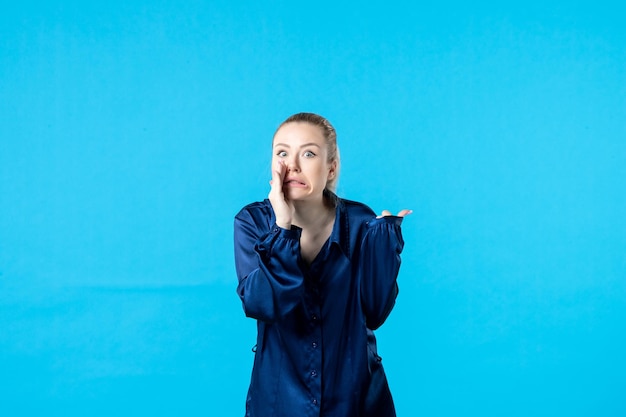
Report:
234,208,305,323
358,215,405,330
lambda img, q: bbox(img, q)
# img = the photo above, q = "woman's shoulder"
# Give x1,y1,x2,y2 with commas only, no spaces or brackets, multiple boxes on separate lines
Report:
338,197,377,220
235,199,274,223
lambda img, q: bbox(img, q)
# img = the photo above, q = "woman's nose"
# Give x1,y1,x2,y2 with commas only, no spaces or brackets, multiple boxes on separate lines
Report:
285,157,300,172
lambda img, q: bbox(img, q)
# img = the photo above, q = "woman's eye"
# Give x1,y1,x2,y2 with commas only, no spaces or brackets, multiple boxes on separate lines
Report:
277,151,287,157
303,151,316,158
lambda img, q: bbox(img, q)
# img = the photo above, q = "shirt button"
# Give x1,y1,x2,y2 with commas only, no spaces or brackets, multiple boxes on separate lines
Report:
311,370,317,377
312,399,318,406
312,342,318,349
312,314,318,321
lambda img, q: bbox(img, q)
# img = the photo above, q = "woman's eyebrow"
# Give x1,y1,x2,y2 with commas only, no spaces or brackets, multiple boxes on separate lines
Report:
273,142,321,148
300,142,321,148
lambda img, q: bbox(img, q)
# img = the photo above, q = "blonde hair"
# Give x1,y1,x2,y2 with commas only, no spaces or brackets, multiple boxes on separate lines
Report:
274,112,340,193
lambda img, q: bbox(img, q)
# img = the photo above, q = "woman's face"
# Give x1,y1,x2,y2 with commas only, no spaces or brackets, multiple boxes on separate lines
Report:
272,122,336,203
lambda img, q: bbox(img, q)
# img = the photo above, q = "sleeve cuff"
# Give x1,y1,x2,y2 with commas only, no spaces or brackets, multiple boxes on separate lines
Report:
367,215,404,227
272,223,303,240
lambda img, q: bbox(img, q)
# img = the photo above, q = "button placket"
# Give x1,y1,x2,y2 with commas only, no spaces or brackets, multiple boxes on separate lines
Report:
308,287,322,414
303,268,323,414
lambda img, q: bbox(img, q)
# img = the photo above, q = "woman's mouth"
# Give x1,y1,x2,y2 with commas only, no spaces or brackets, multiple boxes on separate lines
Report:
284,179,307,187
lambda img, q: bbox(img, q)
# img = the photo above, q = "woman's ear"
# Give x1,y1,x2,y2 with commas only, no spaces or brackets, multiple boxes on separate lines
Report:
328,160,337,179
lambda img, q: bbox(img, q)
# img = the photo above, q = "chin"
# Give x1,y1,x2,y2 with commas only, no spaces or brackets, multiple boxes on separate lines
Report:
287,191,323,203
284,191,307,201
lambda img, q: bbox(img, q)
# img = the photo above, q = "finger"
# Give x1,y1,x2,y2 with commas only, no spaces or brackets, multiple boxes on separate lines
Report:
276,162,287,184
397,209,413,217
270,162,283,190
376,209,392,218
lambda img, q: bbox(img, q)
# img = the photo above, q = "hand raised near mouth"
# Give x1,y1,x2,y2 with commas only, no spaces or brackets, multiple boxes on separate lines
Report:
377,209,412,219
268,160,295,229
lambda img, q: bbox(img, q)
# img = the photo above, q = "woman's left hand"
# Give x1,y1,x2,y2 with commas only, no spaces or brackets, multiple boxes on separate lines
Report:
377,209,412,218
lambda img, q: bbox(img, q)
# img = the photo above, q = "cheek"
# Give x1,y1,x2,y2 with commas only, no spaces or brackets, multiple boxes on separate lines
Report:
314,165,331,181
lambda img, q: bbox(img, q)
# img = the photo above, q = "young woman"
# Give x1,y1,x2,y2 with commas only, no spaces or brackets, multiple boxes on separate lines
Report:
233,113,410,417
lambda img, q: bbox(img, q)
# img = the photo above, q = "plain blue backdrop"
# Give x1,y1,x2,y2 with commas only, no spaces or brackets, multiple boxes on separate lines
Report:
1,1,625,416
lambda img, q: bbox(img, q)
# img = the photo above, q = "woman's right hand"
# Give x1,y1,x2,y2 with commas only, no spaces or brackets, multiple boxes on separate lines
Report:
269,160,294,229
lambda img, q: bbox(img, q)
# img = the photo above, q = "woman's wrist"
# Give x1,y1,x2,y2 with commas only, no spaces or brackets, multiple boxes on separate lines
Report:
275,219,292,229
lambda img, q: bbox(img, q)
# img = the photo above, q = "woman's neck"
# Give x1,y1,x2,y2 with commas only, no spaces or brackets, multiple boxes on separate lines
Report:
292,198,334,230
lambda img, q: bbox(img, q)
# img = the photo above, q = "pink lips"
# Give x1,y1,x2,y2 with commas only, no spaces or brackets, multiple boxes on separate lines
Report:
283,178,307,188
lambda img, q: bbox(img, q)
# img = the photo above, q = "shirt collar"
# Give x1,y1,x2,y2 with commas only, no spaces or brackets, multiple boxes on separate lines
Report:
328,198,351,259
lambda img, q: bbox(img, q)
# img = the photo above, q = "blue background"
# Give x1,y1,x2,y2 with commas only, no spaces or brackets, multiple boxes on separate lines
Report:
1,1,625,416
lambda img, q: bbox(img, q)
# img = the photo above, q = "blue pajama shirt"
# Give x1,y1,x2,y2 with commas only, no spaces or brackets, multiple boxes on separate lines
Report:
234,196,405,417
